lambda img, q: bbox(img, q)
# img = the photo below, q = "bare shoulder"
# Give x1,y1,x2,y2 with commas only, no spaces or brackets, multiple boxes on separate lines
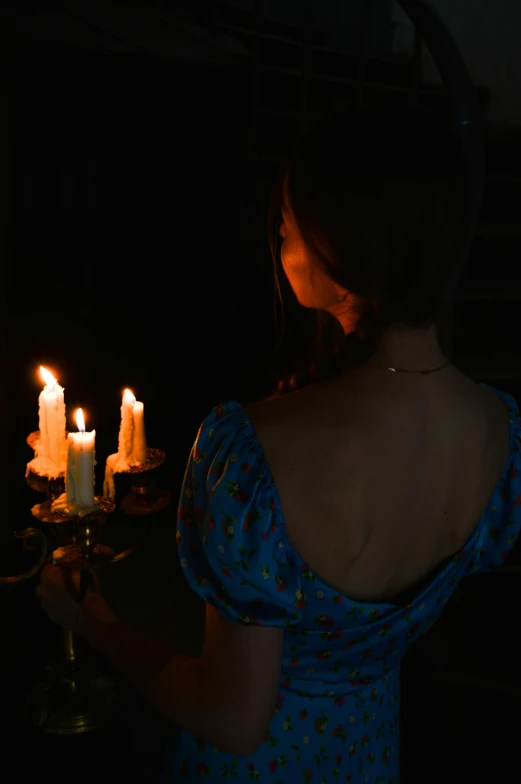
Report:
244,396,284,424
244,385,316,434
476,381,512,422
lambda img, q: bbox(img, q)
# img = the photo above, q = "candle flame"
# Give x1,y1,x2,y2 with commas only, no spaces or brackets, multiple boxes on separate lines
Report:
40,366,57,387
123,388,136,404
75,408,86,433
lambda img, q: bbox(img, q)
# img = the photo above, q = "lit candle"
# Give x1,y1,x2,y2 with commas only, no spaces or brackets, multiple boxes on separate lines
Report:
103,388,147,500
117,388,147,467
27,366,67,478
67,408,96,507
51,409,99,517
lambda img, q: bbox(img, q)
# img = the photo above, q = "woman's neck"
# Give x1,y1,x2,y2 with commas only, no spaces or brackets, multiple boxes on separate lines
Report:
357,323,447,373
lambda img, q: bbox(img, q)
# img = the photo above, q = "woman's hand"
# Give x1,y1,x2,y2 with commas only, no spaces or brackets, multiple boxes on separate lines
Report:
36,563,120,644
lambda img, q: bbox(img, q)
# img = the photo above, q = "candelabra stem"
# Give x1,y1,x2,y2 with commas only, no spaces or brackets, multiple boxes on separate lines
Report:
63,628,77,664
20,492,121,733
25,612,118,734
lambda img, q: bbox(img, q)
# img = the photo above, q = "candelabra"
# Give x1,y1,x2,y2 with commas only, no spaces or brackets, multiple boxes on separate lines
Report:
1,436,149,735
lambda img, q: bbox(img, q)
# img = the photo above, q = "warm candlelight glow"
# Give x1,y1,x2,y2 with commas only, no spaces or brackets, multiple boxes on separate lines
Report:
123,388,136,404
40,366,57,388
75,408,86,433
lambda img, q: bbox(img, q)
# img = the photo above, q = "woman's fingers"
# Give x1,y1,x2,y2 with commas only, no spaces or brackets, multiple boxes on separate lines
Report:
41,563,69,586
39,563,102,602
42,564,89,591
91,569,103,593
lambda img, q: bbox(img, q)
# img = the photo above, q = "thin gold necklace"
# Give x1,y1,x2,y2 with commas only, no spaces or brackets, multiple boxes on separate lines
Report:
363,358,451,375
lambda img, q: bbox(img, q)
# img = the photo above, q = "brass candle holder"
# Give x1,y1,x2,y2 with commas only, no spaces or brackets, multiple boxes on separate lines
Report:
117,447,171,515
1,463,147,735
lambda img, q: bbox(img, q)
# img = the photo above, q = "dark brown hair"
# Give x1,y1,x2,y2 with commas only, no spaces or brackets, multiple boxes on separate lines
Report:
267,106,468,395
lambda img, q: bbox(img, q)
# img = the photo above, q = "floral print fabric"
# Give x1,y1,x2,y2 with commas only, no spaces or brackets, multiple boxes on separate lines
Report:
164,384,521,782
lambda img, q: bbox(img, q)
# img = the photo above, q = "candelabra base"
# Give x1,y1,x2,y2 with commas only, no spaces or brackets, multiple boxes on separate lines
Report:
25,654,118,735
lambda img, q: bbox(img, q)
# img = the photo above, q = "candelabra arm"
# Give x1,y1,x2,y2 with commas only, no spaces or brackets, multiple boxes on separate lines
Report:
0,528,48,585
101,523,146,568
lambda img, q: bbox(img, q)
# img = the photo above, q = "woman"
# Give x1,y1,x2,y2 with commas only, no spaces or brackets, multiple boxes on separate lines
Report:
37,108,521,783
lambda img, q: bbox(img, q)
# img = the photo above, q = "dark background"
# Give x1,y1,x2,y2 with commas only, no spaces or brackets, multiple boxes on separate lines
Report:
2,3,521,782
9,45,275,487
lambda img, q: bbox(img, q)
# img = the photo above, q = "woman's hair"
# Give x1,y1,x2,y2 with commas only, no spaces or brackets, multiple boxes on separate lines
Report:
267,106,468,395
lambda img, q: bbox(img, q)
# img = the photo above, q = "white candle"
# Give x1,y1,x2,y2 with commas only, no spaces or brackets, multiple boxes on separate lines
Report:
38,366,66,465
103,389,147,499
27,366,67,478
131,400,147,464
51,409,99,516
117,388,147,467
65,409,96,508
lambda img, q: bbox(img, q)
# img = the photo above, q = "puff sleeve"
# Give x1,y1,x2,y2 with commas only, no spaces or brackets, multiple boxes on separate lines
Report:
176,401,305,627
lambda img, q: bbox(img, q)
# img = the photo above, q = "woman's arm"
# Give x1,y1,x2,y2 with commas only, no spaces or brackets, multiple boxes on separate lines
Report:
82,594,281,756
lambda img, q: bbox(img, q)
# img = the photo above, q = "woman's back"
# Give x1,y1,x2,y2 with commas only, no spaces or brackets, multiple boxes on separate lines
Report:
247,364,511,604
171,375,520,783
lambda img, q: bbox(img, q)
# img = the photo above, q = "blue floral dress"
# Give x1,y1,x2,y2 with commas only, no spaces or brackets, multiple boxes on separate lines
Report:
162,384,521,783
